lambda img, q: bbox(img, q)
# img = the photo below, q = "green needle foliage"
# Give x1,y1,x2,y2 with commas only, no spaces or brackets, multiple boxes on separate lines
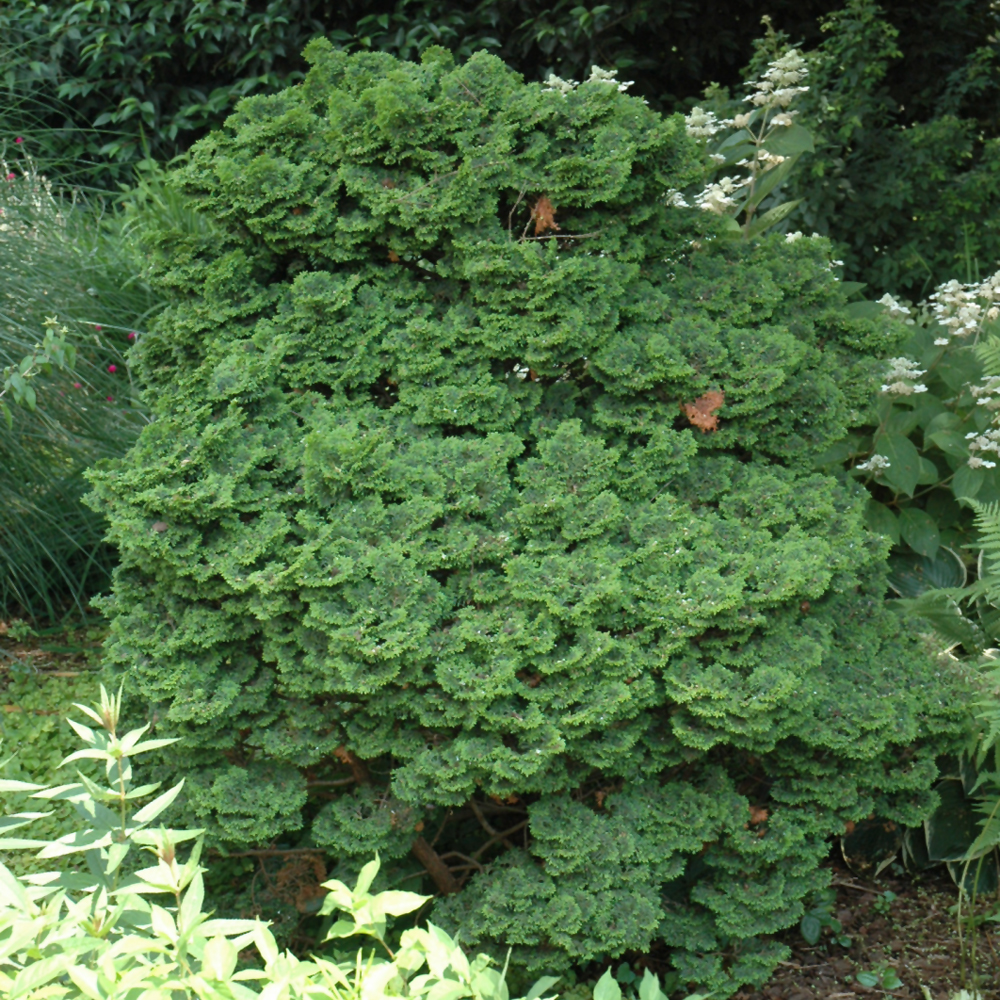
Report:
87,44,970,994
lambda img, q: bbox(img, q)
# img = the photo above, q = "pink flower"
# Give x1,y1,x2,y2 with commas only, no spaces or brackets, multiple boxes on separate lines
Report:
106,395,114,402
107,364,117,373
5,173,13,181
14,137,22,145
94,324,102,331
73,382,82,389
127,331,136,340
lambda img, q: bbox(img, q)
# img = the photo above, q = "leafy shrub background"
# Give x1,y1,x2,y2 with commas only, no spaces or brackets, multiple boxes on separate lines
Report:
84,43,971,994
4,0,996,297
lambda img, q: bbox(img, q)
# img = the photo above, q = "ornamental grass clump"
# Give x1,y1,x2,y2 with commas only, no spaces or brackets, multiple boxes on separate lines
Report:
87,42,969,995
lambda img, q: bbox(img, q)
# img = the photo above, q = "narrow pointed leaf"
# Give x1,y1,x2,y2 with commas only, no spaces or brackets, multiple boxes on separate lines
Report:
131,779,184,825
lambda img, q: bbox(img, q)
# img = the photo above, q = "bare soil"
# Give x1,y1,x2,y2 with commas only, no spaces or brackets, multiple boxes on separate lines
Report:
737,863,999,1000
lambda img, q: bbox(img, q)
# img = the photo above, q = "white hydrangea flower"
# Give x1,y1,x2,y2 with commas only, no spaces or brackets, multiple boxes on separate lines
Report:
694,175,750,214
745,49,809,109
542,73,578,95
665,189,689,208
586,65,634,91
756,149,786,170
970,375,1000,399
881,357,928,395
966,433,1000,460
968,456,997,469
884,357,925,380
877,293,911,319
785,231,803,243
928,276,991,338
881,381,928,395
685,106,724,138
856,454,891,473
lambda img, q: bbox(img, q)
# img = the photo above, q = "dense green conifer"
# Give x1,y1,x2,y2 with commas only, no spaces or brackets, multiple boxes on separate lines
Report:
87,42,968,993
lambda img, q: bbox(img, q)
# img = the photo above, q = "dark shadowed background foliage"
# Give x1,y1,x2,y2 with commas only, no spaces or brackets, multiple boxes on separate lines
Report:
2,1,995,177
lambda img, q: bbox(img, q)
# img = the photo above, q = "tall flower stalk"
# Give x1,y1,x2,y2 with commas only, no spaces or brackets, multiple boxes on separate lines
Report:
672,37,815,240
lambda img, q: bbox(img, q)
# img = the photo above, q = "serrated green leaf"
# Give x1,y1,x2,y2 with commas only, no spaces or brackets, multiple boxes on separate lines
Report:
928,429,969,459
864,499,899,544
843,300,883,320
762,122,814,157
875,431,922,496
747,198,802,238
740,155,798,215
953,463,986,502
899,507,939,558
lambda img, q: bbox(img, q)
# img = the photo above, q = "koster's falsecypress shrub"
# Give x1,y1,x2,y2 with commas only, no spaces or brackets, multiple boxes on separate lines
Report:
88,42,968,994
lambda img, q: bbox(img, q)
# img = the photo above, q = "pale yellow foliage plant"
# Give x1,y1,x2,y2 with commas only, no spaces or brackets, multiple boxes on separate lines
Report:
0,685,582,1000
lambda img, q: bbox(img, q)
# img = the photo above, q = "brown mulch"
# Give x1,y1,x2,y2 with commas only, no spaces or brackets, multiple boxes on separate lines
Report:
0,620,99,679
737,863,999,1000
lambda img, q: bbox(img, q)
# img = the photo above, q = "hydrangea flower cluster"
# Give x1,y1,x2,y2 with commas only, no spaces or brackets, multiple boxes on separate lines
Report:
964,428,1000,469
693,175,749,214
876,293,912,321
683,107,725,139
856,453,891,474
678,49,809,220
927,270,1000,345
745,49,809,109
881,357,928,396
543,66,634,95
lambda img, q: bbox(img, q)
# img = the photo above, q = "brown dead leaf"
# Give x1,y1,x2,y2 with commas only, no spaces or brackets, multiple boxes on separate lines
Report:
387,249,401,262
151,521,169,533
271,853,328,913
681,390,725,432
844,819,856,835
749,805,769,826
531,196,561,236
